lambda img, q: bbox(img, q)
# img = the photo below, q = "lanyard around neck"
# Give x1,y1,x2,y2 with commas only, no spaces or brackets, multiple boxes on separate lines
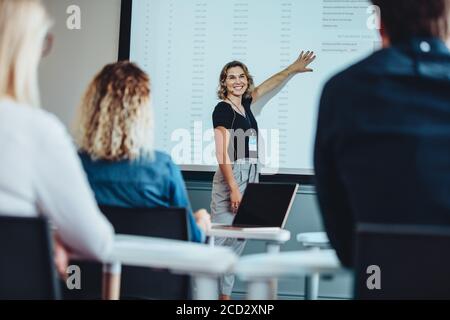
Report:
227,99,246,118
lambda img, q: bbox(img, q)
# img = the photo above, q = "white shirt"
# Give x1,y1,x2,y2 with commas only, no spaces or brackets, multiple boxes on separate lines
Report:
0,99,114,260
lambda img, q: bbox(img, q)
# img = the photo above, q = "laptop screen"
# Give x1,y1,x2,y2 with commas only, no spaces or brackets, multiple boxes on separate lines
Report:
233,183,298,227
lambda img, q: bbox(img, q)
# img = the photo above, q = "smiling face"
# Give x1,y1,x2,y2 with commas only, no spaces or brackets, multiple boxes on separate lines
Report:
217,61,254,100
224,66,249,99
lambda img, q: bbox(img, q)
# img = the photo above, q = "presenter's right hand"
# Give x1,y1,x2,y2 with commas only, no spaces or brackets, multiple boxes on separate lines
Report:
230,187,242,214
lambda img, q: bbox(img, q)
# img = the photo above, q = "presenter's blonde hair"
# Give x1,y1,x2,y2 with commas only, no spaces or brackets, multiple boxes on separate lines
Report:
0,0,52,107
75,61,154,161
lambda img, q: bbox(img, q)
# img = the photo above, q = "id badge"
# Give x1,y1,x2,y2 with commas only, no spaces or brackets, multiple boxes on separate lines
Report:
249,135,258,152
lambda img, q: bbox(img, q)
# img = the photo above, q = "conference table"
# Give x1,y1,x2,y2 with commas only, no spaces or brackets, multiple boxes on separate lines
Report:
296,232,331,299
207,225,291,253
206,225,291,298
235,249,346,300
99,234,237,300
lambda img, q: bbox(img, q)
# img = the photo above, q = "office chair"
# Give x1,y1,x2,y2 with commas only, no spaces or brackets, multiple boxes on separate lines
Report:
64,206,191,300
0,216,61,300
355,223,450,300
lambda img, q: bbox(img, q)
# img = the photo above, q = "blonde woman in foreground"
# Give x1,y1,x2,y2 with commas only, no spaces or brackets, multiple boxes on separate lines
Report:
0,0,114,275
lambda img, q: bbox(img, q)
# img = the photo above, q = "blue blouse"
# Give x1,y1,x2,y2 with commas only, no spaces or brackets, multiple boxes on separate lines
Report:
79,151,204,243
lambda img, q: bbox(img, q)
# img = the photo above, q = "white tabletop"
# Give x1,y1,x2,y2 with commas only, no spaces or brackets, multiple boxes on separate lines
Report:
207,225,291,243
235,249,345,280
104,234,237,275
296,232,330,247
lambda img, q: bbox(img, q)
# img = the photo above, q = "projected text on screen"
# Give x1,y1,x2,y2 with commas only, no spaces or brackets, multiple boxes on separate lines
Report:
129,0,380,174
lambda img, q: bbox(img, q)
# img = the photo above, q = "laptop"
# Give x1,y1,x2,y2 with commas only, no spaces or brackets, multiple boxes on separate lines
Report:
212,183,299,231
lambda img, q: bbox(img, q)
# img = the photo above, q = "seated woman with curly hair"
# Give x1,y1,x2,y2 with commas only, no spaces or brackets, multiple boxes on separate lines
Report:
74,61,210,242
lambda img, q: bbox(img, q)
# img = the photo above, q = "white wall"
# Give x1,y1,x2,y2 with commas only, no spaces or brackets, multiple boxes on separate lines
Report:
40,0,121,127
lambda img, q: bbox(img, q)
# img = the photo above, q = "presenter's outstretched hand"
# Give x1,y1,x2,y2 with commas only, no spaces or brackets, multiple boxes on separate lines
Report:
288,51,316,74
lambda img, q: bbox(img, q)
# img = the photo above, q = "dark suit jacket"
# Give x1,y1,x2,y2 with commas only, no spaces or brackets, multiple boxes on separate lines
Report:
314,37,450,268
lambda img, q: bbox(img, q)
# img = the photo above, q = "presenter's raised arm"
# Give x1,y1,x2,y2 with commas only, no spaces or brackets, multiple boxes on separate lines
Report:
252,51,316,104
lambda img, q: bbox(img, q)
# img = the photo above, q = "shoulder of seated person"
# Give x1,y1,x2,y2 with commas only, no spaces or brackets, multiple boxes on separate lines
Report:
33,110,68,142
130,150,171,170
149,151,179,171
327,50,390,87
153,150,172,162
1,100,67,138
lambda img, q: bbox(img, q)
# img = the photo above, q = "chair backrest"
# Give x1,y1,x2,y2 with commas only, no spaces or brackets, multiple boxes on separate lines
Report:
0,216,61,300
102,206,190,241
355,223,450,300
64,206,191,300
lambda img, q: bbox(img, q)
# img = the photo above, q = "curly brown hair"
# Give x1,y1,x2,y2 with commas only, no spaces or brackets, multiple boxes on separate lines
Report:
217,61,255,100
74,61,154,161
372,0,450,43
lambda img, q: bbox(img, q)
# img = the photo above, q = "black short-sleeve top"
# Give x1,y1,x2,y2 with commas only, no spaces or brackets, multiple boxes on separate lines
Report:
212,97,258,161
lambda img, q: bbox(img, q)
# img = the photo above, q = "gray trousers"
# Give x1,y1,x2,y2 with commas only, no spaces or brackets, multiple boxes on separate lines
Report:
210,161,259,296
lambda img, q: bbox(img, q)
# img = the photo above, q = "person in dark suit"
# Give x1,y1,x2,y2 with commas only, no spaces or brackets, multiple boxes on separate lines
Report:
314,0,450,268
